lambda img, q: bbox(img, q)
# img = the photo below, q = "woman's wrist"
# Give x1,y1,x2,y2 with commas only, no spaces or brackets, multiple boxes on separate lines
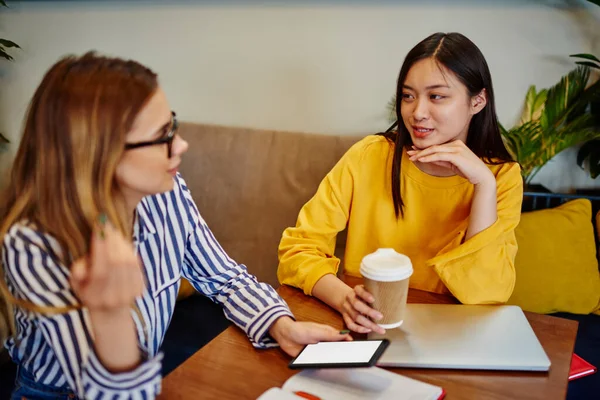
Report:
89,306,141,372
312,274,353,314
472,174,497,208
474,171,496,192
268,316,294,343
89,305,132,321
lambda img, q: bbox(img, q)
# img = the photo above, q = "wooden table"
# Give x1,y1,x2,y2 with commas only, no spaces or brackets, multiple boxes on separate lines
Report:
160,282,578,400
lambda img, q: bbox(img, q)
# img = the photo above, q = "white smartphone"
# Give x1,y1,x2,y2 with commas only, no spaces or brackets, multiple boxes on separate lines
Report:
289,339,390,369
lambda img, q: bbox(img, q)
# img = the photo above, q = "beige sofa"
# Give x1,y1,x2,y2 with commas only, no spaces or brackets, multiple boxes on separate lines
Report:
178,122,364,287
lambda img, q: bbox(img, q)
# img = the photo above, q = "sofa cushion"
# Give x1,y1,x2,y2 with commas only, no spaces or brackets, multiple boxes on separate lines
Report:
507,199,600,314
596,209,600,249
178,123,362,287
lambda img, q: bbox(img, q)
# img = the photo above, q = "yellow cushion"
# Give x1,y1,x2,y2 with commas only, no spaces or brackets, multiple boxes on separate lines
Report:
596,209,600,245
594,210,600,316
177,278,197,301
507,199,600,314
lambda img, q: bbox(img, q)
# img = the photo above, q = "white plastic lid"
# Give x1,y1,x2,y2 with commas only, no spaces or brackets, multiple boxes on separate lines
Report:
359,248,413,282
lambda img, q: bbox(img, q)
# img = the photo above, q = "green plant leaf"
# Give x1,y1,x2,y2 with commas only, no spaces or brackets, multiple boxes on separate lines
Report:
590,150,600,178
575,61,600,70
592,99,600,125
0,39,20,49
0,47,13,61
577,79,600,114
532,90,547,122
520,86,548,125
540,66,590,131
521,86,536,121
501,120,546,178
570,53,600,63
577,139,600,168
565,78,599,124
502,107,600,181
548,114,600,164
520,86,536,124
0,1,6,7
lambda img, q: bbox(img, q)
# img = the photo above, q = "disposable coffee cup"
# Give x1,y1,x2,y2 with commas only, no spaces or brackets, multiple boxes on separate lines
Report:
359,248,413,329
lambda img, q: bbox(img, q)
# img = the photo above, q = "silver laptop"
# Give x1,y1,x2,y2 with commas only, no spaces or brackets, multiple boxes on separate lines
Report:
368,303,551,371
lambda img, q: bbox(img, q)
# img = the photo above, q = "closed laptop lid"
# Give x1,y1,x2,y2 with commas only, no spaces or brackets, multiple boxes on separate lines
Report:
368,303,551,371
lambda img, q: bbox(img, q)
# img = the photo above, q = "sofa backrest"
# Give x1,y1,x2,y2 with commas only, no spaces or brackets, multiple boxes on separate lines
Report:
178,122,364,286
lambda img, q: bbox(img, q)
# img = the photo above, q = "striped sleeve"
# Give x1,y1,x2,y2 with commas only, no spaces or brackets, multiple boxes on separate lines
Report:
176,176,294,348
3,224,162,399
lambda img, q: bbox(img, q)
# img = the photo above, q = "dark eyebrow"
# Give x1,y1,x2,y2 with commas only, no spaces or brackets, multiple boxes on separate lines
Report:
403,84,451,91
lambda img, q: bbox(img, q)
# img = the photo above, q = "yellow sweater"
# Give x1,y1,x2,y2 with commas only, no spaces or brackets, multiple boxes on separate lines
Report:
278,135,523,304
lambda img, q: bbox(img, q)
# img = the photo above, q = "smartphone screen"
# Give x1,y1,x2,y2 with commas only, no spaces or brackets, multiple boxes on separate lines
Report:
289,339,390,369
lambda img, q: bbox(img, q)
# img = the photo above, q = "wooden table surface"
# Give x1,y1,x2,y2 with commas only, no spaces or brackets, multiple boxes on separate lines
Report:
160,282,578,400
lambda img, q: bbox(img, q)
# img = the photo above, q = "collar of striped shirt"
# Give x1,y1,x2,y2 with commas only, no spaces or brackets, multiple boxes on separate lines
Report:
133,202,157,242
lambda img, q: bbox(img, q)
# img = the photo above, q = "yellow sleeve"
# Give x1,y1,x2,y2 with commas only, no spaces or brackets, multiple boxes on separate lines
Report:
425,162,523,304
277,141,362,295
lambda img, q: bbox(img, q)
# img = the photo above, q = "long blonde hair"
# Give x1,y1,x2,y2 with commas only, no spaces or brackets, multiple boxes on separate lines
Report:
0,52,158,327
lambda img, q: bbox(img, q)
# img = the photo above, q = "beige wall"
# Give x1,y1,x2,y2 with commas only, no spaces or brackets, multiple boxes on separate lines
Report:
0,1,599,191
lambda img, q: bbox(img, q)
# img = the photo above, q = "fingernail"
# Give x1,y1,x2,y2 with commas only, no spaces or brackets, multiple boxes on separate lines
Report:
339,330,350,334
375,313,383,320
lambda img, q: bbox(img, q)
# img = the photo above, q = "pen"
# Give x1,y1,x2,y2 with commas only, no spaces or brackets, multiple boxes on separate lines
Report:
294,391,321,400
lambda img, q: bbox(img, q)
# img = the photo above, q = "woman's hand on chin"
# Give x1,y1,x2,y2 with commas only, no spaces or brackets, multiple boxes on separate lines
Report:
407,140,495,186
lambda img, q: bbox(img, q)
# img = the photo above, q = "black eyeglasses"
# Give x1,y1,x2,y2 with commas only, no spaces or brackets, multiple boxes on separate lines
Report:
124,111,179,158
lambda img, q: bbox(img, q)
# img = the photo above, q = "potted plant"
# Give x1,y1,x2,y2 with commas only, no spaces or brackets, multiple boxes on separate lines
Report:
500,66,600,186
571,0,600,178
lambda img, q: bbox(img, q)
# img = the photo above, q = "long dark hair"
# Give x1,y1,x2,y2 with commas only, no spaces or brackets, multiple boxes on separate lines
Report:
379,32,513,217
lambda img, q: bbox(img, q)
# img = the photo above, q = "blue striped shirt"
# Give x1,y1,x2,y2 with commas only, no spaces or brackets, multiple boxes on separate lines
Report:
3,174,293,399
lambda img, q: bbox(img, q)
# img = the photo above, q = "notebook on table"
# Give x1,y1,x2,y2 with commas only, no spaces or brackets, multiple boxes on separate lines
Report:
369,303,551,371
257,366,445,400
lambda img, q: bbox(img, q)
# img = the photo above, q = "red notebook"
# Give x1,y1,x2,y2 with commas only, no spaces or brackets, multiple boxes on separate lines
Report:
569,353,597,381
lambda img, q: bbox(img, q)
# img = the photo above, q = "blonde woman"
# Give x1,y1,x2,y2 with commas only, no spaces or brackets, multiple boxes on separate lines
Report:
0,53,350,399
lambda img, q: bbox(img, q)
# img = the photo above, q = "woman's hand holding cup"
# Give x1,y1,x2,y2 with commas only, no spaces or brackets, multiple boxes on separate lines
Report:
341,285,386,335
343,248,413,336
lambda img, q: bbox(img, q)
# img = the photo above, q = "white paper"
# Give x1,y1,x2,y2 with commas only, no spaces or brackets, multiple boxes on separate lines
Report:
281,367,443,400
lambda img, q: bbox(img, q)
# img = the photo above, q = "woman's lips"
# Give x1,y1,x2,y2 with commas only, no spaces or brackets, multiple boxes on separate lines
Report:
412,126,434,139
